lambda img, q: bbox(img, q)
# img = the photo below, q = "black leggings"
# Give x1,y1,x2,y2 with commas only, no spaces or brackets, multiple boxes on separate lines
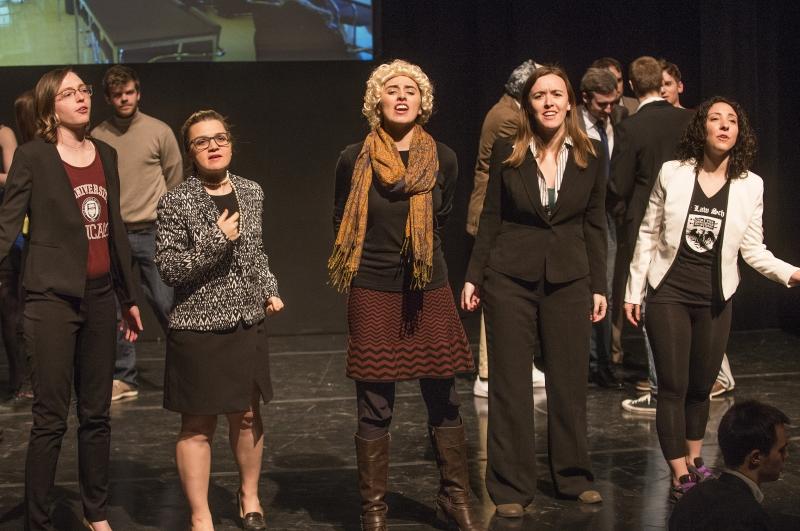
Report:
356,378,461,440
645,301,731,460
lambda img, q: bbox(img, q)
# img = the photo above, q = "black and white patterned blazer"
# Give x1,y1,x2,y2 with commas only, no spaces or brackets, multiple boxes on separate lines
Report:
155,174,280,331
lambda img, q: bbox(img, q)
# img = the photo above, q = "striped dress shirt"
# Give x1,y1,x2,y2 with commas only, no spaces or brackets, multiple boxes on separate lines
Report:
529,136,572,213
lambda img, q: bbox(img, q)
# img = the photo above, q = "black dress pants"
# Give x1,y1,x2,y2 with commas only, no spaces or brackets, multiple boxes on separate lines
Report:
483,268,594,505
24,278,117,530
0,251,28,393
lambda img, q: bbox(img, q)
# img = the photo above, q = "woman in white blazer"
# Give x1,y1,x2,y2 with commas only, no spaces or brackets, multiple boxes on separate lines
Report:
624,97,799,501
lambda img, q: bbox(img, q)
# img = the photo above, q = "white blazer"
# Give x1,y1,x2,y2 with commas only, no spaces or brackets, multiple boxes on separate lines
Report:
626,159,797,305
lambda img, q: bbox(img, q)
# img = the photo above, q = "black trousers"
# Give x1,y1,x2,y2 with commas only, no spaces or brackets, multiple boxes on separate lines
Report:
356,378,461,440
645,300,731,460
483,268,594,505
24,278,117,530
1,253,29,393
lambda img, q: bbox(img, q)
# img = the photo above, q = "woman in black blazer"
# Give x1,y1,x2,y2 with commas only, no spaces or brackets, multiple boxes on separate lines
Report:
462,65,608,515
0,68,141,531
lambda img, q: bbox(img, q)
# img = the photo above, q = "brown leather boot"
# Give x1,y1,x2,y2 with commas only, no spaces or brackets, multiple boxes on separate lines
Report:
355,433,390,531
429,424,485,531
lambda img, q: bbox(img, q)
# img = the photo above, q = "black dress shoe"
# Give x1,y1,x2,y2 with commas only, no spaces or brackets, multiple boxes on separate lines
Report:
242,512,267,530
589,367,624,389
238,492,267,530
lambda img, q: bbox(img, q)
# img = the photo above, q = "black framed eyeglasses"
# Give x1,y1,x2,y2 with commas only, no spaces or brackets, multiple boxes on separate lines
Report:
189,133,231,151
56,84,93,101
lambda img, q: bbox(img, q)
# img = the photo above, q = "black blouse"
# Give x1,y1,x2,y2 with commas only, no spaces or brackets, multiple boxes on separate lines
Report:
333,141,458,292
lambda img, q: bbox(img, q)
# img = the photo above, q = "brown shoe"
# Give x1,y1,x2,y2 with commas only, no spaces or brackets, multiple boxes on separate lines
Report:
429,424,485,531
355,433,390,531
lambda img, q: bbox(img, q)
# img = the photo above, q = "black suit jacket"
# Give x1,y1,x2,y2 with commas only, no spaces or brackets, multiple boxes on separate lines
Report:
466,137,607,294
609,100,693,243
669,472,774,531
0,138,137,304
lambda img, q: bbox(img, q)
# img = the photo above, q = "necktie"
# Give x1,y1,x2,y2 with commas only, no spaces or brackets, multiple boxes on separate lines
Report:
596,119,610,179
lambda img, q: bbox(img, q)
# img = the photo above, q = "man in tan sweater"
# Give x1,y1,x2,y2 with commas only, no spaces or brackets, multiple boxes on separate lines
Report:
92,65,182,401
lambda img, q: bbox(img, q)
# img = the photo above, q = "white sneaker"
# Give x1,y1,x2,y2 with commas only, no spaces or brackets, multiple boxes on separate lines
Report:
473,376,488,398
621,393,657,414
532,366,546,388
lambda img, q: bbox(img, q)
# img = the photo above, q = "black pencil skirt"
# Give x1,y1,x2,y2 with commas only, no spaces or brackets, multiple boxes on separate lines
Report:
164,320,273,415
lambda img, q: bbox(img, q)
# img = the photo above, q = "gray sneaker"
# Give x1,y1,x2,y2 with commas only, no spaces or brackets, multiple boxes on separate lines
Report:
621,393,656,414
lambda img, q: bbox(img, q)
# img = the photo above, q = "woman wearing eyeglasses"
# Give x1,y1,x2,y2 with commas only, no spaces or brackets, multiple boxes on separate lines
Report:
155,109,283,531
0,68,142,531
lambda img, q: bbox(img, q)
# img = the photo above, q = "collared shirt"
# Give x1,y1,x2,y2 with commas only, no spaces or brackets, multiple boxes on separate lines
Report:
725,469,765,504
581,107,614,155
529,136,572,212
637,95,664,111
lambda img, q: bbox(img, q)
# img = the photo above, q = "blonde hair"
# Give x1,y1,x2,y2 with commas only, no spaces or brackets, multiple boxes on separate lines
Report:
362,59,434,129
506,65,596,169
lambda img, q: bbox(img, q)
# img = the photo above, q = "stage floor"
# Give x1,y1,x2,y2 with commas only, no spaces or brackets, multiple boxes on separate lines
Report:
1,329,799,530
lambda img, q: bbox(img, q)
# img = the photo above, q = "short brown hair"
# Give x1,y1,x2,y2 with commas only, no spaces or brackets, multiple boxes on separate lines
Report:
14,90,37,144
180,109,234,176
628,56,662,98
580,68,617,97
102,65,140,97
590,57,623,73
659,59,682,83
34,67,74,144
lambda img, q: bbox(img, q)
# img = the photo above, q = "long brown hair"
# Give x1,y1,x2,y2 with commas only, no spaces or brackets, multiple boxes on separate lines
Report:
14,90,37,143
506,65,595,168
34,67,74,143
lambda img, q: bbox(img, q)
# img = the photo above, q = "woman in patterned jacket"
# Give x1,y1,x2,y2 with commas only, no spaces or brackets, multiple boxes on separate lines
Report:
329,60,482,531
155,109,283,531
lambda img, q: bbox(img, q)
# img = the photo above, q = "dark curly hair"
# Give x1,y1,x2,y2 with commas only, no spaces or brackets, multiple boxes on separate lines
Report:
676,96,757,179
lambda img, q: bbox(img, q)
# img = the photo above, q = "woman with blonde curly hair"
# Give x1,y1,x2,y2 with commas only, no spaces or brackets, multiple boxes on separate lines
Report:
329,59,482,531
624,97,800,501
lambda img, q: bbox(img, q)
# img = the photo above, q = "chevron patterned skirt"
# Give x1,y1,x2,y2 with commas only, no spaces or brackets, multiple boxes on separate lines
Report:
346,286,475,381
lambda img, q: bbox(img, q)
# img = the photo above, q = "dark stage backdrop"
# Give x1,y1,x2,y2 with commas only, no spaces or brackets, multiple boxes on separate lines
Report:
0,0,797,336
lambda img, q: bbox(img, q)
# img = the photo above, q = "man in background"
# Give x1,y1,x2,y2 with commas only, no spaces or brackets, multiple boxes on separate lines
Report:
92,65,182,401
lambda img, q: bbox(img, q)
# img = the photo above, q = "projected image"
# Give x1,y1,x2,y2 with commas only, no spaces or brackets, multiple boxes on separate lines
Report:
0,0,375,66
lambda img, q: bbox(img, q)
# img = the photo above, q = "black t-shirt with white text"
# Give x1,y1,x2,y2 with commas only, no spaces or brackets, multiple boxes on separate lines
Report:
650,175,731,305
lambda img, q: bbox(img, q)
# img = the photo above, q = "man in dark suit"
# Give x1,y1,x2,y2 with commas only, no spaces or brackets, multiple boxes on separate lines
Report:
577,67,624,389
591,57,639,120
610,56,693,413
669,400,789,530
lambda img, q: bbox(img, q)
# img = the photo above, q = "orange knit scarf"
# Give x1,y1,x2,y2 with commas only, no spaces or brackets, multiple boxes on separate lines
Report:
328,124,438,291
